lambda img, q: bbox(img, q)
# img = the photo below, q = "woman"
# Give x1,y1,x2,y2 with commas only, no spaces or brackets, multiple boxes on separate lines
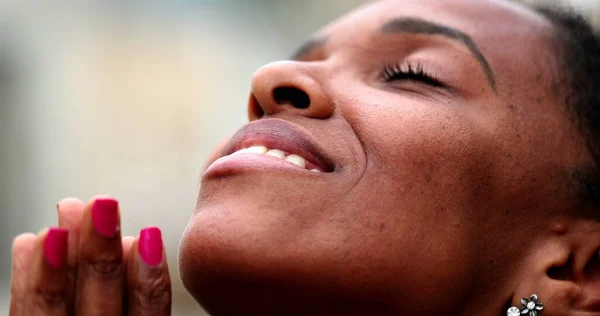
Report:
9,0,600,315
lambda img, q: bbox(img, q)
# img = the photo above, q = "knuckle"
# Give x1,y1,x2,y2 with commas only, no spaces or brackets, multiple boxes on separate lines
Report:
88,259,123,278
134,273,171,309
33,282,68,309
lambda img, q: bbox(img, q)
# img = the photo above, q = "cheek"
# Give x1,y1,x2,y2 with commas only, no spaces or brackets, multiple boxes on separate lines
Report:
346,95,492,201
328,95,506,307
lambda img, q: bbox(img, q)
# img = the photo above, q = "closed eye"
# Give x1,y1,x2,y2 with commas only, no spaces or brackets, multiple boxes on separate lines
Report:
382,62,445,88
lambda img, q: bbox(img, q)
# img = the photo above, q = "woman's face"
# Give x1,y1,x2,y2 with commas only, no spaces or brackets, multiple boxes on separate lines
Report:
180,0,588,314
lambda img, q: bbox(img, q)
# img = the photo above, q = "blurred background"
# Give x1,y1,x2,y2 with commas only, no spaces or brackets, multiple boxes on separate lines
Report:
0,0,598,315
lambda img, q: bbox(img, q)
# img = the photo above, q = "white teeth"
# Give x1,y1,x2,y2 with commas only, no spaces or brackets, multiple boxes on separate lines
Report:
285,154,306,168
245,146,268,154
230,146,323,173
265,149,286,159
232,148,249,155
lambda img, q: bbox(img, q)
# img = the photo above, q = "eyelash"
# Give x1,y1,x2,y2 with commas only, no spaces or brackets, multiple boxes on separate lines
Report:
381,62,444,88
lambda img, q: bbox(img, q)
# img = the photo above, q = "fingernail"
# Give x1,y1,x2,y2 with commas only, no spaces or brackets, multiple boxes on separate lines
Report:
91,198,119,237
139,227,163,266
44,228,68,269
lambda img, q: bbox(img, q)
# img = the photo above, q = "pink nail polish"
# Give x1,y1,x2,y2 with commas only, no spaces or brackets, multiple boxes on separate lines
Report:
44,228,68,269
139,227,163,266
91,198,119,237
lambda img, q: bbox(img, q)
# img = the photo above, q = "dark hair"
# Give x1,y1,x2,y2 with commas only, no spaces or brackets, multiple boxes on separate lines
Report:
533,5,600,208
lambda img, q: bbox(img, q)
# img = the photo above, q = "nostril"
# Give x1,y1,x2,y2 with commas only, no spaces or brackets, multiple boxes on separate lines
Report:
273,87,310,109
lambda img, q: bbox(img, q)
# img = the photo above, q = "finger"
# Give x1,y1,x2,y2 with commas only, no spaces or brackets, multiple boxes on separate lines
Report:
57,197,85,314
57,197,85,266
127,227,171,316
22,228,70,316
122,236,135,262
9,233,37,316
75,197,124,316
121,235,136,311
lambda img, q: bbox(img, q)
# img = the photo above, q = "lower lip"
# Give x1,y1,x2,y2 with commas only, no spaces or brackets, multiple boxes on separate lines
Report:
203,153,321,178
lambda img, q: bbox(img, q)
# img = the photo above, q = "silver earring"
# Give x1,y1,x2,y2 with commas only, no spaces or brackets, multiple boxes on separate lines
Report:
507,294,544,316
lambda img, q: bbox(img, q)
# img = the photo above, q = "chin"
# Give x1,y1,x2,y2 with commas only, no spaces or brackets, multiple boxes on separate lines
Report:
178,205,381,315
177,203,459,316
178,227,400,316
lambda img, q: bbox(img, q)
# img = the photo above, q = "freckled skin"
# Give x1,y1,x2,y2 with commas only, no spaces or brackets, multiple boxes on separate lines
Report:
179,0,592,315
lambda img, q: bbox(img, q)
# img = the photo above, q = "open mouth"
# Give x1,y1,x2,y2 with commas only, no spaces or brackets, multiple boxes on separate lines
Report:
228,145,325,173
204,118,334,176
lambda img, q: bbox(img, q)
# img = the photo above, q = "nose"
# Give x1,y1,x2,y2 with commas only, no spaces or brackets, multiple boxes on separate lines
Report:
247,61,335,121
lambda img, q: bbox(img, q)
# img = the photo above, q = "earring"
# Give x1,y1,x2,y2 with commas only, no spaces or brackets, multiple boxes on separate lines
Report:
507,294,544,316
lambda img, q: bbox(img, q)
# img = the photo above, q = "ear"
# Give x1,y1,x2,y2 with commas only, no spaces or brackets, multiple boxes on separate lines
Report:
511,220,600,316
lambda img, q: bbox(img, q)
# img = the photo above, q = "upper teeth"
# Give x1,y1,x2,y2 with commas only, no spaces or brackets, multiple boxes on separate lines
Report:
231,146,321,173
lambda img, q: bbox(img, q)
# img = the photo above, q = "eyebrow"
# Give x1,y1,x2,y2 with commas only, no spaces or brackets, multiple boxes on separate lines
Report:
381,17,496,90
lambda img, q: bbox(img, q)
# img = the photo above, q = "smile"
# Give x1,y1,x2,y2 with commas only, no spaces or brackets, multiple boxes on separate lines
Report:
230,145,323,173
203,119,334,178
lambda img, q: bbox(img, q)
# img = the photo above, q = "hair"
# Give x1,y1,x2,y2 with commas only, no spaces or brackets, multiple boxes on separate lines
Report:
532,5,600,209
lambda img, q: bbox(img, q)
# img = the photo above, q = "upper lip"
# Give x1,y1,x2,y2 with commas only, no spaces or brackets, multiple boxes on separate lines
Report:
221,118,334,172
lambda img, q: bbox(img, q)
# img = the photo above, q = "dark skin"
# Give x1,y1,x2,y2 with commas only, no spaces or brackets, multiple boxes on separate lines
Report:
181,0,600,315
9,0,600,315
10,197,172,316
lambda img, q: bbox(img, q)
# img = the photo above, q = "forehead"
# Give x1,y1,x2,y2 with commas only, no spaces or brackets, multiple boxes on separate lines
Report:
318,0,557,91
322,0,552,45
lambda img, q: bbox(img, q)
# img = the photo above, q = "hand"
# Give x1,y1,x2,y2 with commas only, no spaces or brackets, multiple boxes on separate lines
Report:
9,196,172,316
